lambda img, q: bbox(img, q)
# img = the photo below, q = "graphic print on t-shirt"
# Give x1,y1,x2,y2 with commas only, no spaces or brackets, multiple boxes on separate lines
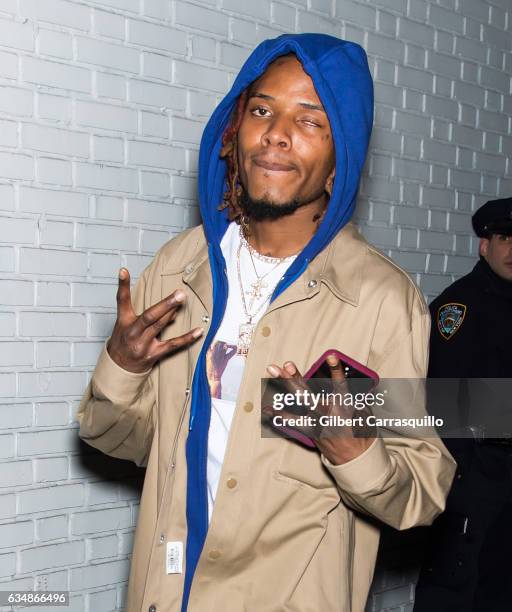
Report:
206,340,241,401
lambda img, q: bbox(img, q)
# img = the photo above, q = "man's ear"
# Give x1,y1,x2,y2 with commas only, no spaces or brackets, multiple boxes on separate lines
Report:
325,168,335,196
479,237,489,258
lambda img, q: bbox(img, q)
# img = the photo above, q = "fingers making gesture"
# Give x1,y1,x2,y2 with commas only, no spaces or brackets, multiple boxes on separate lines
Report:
106,268,204,374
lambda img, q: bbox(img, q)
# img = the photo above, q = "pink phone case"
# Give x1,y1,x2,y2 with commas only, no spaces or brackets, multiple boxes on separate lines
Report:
275,349,379,449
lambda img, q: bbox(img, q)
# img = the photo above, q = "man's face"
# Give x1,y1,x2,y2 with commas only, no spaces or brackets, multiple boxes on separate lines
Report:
480,234,512,281
236,55,335,216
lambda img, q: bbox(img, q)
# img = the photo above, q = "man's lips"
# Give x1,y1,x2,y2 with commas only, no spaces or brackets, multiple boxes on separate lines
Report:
253,158,295,172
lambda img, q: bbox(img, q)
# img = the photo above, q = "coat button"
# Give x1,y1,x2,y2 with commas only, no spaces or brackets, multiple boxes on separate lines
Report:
185,264,194,274
149,605,157,612
308,279,317,288
202,314,210,323
159,534,164,544
261,326,271,337
227,477,237,489
243,401,254,413
208,549,221,560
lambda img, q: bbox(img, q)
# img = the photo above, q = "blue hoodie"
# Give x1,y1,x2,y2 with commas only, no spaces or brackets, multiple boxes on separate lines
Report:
183,33,373,611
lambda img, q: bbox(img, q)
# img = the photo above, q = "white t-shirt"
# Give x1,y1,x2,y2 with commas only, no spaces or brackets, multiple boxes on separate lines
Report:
206,222,297,521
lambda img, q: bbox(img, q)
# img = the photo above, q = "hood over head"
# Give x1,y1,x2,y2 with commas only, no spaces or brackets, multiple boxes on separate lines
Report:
199,32,374,298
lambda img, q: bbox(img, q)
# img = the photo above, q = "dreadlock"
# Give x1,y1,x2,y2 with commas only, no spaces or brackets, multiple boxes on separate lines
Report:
218,90,249,223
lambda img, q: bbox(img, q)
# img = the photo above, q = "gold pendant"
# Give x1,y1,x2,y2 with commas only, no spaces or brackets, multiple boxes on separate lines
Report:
237,321,253,356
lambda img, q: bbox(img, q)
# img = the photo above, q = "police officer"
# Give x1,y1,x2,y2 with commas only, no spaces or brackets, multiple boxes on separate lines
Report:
414,197,512,611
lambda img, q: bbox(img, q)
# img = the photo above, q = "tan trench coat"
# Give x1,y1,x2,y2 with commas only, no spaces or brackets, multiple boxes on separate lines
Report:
77,222,456,612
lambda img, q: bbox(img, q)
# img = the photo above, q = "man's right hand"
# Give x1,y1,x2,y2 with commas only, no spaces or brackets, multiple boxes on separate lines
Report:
106,268,204,373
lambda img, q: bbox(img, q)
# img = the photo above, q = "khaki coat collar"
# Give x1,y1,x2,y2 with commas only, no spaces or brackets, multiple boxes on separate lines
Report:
170,222,367,314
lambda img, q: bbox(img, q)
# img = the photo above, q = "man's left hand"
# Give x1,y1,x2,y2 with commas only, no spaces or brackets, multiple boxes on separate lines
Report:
265,355,376,465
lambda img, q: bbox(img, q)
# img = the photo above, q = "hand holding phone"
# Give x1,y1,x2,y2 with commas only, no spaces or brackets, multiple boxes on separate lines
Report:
263,350,378,462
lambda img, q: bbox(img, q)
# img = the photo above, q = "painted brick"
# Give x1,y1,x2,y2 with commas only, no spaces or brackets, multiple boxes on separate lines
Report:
94,196,123,222
88,312,116,337
129,79,186,110
0,460,32,488
91,0,139,12
0,17,34,51
126,199,185,227
72,507,131,535
143,0,172,20
75,100,137,133
0,49,18,79
176,2,229,35
37,28,73,60
0,313,15,337
76,37,139,73
174,60,230,94
0,552,16,577
37,92,72,122
128,140,186,170
18,483,84,514
37,157,72,186
93,9,125,40
19,312,86,337
76,223,138,251
35,341,70,368
70,558,130,590
0,86,34,117
20,0,90,31
0,341,33,366
75,162,138,193
23,57,91,93
21,541,84,573
93,135,124,163
18,371,85,397
72,342,103,367
34,402,69,427
142,53,172,81
36,282,71,307
97,71,126,100
0,151,34,180
37,514,69,541
40,220,74,247
20,248,87,277
0,218,36,244
23,124,89,158
141,171,170,197
88,534,118,560
129,20,187,54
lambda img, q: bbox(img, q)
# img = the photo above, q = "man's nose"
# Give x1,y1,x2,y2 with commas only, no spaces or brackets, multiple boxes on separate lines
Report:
261,116,291,149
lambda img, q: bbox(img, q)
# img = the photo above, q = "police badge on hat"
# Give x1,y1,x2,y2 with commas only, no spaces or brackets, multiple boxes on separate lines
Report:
437,303,466,340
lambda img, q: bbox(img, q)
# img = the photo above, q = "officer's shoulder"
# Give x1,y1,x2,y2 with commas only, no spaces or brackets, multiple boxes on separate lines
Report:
430,269,476,312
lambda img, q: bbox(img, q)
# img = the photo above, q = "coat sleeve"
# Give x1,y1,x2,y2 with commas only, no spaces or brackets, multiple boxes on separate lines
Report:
320,284,456,530
76,267,157,468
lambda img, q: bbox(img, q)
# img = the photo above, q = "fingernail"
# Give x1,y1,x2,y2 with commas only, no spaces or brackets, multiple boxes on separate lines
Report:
174,290,185,302
266,365,280,377
119,268,126,279
192,327,204,338
326,354,338,366
284,362,296,375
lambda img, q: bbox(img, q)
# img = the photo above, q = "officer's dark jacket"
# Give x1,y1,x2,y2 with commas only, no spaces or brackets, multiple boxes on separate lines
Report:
429,258,512,378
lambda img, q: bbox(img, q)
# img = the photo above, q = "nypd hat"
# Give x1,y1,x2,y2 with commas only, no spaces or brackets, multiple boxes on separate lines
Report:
472,197,512,237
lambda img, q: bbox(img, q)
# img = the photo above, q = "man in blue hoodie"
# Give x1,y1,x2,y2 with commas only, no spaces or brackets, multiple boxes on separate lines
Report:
78,34,454,612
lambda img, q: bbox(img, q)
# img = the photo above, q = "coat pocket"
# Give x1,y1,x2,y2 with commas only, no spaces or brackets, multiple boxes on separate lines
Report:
274,439,339,492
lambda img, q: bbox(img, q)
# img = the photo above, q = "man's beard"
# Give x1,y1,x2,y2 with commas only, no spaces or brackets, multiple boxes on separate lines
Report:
240,188,326,222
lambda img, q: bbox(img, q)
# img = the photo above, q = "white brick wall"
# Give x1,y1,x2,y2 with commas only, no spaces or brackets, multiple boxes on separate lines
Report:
0,1,510,611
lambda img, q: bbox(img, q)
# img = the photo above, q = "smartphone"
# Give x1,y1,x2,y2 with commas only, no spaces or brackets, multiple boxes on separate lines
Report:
271,349,379,449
